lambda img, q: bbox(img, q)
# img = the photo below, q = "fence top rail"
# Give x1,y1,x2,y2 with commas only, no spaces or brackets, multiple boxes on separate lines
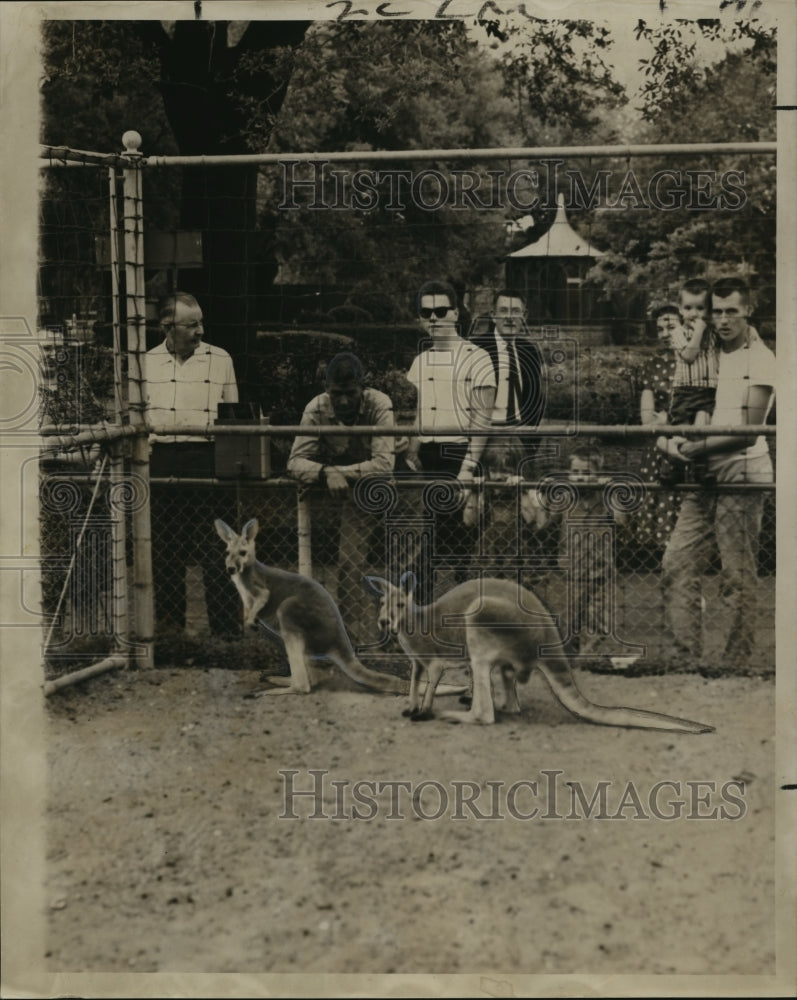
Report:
37,422,776,453
43,471,776,493
148,423,775,438
39,145,140,168
39,140,778,169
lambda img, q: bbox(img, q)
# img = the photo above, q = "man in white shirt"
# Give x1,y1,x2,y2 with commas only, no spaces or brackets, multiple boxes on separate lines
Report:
660,277,775,668
405,281,496,477
146,291,238,447
146,292,241,635
404,281,495,601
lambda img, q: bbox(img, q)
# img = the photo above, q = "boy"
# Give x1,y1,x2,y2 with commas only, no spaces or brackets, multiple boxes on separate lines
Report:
666,278,717,430
657,279,762,477
523,445,631,660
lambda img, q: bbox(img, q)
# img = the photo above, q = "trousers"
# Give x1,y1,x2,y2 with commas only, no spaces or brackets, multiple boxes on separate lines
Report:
660,452,772,662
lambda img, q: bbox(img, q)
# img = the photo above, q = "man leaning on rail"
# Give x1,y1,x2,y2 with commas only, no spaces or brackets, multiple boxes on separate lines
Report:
287,352,396,646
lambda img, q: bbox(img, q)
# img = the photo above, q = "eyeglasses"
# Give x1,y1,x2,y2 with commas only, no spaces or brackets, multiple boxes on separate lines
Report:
419,306,453,320
166,320,203,332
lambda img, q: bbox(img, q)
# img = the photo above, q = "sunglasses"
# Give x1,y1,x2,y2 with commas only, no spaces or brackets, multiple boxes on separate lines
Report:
419,306,453,320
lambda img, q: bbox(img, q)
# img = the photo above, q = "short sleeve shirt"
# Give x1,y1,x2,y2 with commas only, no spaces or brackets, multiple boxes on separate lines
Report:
709,336,776,469
406,338,495,444
145,341,238,440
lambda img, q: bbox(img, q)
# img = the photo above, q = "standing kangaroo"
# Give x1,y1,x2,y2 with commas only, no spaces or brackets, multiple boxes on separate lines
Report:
365,572,714,733
215,519,468,698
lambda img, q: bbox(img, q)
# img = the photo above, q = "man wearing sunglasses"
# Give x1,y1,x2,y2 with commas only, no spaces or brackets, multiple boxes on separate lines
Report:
404,280,496,600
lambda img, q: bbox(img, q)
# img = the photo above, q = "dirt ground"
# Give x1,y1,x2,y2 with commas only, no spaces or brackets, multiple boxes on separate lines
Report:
40,657,776,985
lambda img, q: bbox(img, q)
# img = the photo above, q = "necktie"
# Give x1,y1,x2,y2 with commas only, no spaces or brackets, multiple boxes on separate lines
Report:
506,342,522,424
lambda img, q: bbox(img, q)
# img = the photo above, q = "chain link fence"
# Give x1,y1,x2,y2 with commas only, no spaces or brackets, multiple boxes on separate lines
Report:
41,427,775,683
37,137,777,686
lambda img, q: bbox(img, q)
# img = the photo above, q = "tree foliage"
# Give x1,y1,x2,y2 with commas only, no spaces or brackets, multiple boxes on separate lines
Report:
261,20,518,319
482,17,627,141
39,15,777,342
633,18,776,123
584,41,776,328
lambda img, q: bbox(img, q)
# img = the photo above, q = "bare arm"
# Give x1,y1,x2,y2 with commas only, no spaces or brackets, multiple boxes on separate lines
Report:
520,491,555,529
678,318,706,365
640,388,667,426
679,384,773,459
460,384,497,474
403,365,423,470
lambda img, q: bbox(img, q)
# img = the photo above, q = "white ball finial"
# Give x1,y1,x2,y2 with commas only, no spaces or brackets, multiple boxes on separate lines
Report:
122,131,143,153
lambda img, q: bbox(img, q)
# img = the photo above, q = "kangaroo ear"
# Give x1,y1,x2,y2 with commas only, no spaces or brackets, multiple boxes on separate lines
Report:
242,518,259,541
399,570,416,594
364,575,388,597
215,519,234,542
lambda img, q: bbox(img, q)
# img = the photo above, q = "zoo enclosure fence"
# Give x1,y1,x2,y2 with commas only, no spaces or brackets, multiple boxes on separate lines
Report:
37,135,777,687
40,422,776,687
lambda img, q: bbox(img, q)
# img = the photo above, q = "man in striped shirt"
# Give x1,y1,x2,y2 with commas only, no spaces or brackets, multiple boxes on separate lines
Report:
404,281,495,602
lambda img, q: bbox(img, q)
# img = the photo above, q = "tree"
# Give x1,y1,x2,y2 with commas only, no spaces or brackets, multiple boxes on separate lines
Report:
259,17,637,321
584,39,776,334
260,20,517,320
482,17,627,141
42,19,311,398
41,14,776,363
633,18,776,123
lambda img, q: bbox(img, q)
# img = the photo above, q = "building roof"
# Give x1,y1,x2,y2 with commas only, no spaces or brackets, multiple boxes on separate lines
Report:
508,194,605,259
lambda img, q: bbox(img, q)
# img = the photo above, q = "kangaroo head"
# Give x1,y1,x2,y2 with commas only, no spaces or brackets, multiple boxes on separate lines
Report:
215,518,258,576
365,571,416,635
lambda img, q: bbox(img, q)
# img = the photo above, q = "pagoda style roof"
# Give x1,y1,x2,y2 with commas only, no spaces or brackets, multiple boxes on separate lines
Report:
508,194,605,259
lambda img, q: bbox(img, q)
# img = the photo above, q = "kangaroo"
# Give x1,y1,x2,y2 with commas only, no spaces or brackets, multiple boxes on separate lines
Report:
365,572,714,733
215,519,468,698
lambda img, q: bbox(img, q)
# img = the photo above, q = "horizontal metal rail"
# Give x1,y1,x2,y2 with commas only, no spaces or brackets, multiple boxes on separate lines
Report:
146,423,775,438
39,422,776,453
39,472,777,493
39,141,778,169
43,655,127,698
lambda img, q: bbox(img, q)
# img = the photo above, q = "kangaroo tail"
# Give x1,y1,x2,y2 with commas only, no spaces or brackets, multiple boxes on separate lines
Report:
327,654,466,696
329,652,410,694
537,658,714,734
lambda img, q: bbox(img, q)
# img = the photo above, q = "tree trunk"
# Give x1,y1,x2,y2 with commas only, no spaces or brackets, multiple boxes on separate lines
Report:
143,19,310,401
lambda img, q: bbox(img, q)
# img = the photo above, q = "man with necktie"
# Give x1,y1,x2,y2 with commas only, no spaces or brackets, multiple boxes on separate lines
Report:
470,289,547,467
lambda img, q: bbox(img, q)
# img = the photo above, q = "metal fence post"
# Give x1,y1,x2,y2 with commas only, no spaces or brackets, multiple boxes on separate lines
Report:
107,166,130,654
121,130,154,668
297,491,312,577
